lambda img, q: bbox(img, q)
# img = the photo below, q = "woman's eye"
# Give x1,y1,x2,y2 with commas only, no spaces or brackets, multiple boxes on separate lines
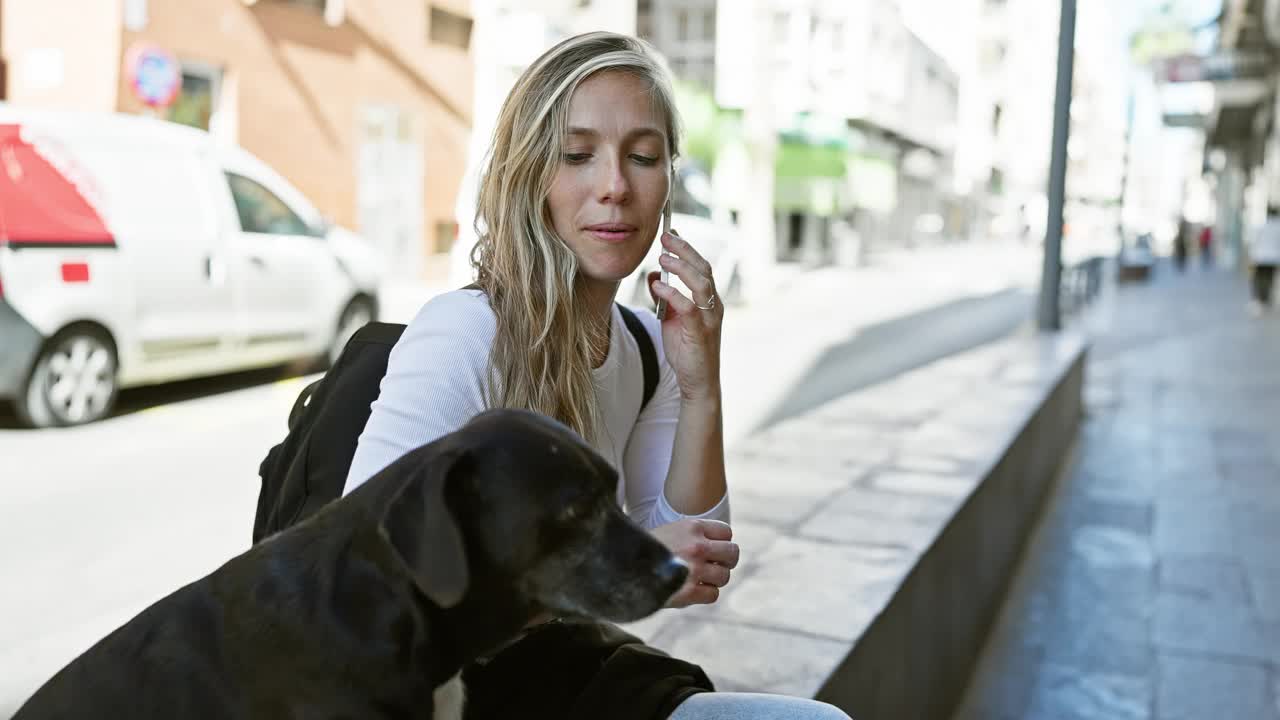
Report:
564,153,591,165
631,154,658,166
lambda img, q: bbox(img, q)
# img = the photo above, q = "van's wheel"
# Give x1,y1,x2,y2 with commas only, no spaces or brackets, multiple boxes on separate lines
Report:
328,297,375,366
14,327,118,428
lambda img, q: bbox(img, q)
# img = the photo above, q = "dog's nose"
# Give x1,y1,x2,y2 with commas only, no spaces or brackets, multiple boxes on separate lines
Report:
656,557,688,591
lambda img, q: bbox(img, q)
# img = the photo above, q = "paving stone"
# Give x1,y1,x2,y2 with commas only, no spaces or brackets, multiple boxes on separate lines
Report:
1266,621,1280,667
1064,499,1153,540
1038,594,1152,677
806,396,931,428
1025,663,1151,720
1153,499,1236,556
1226,476,1280,511
1070,525,1155,570
1038,563,1155,677
797,484,956,550
880,453,981,477
1153,592,1271,663
718,536,909,642
898,420,1013,464
646,617,850,698
1230,498,1280,570
1082,416,1157,448
863,470,978,501
1234,534,1280,571
727,462,854,529
1156,463,1227,500
1158,554,1251,606
1210,428,1273,465
1218,457,1280,484
1273,671,1280,720
1155,652,1277,720
1245,565,1280,622
735,421,895,472
725,520,782,579
1230,505,1280,548
1076,466,1157,505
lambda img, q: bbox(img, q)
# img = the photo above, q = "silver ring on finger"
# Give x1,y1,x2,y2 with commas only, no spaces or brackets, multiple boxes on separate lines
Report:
695,293,718,311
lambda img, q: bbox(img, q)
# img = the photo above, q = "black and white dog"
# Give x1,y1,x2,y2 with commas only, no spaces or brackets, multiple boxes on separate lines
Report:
14,409,687,720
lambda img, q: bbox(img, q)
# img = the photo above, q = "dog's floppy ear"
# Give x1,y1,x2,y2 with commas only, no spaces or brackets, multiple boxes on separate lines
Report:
379,447,471,608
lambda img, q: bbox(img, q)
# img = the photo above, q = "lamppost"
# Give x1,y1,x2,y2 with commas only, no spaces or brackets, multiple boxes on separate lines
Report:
1038,0,1077,331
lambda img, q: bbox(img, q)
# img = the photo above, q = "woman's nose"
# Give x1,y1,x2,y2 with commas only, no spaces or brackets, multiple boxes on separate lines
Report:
598,158,630,204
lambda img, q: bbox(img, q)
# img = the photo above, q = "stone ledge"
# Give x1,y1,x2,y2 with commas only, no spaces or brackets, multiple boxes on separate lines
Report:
621,331,1088,719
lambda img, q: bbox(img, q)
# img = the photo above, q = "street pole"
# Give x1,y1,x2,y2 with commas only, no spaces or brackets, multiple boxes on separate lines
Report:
1038,0,1077,331
738,0,778,303
1117,86,1135,244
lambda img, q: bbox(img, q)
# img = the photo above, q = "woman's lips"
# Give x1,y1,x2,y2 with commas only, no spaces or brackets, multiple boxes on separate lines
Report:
585,224,637,243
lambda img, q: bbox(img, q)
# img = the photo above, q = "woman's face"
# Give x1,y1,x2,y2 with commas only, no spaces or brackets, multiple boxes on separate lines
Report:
547,70,671,293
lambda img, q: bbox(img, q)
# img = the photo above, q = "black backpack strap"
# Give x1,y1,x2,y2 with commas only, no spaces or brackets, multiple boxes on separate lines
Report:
617,304,658,412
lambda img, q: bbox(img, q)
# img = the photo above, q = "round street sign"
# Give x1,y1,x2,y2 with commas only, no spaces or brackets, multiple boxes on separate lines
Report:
125,43,182,109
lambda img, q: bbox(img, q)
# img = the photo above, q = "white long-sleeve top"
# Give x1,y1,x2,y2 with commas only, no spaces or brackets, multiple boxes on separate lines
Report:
1252,219,1280,264
342,288,729,530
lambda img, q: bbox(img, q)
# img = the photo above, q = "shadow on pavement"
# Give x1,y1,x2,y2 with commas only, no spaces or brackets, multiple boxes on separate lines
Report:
756,288,1036,432
0,363,316,431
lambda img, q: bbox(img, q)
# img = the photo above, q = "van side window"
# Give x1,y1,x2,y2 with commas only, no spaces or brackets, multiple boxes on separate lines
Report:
226,173,317,236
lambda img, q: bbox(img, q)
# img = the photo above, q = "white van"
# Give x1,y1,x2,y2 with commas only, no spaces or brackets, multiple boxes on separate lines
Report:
0,107,385,428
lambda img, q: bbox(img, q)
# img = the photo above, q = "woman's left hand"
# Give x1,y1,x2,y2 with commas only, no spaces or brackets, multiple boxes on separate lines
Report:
648,230,723,402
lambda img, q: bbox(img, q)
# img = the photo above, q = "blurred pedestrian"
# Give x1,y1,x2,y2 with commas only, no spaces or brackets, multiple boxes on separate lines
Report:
1174,217,1189,271
1198,224,1214,268
1249,207,1280,316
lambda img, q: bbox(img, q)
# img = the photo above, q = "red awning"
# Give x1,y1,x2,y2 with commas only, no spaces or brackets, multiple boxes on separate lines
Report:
0,123,115,247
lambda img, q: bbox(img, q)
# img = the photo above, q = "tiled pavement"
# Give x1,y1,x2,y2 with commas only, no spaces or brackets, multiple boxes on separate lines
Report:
953,264,1280,720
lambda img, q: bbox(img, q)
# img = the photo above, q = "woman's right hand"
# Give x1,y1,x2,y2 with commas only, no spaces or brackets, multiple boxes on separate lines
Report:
649,518,740,608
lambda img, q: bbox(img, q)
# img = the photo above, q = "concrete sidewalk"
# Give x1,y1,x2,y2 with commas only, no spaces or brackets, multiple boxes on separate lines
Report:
954,263,1280,719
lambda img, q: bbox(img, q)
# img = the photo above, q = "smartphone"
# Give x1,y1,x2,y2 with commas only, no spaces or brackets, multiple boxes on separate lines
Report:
654,197,673,320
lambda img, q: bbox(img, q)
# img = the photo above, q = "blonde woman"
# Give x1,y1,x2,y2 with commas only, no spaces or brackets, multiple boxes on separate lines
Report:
343,32,850,720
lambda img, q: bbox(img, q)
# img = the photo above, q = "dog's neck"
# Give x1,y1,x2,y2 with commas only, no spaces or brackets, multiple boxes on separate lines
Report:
424,568,542,671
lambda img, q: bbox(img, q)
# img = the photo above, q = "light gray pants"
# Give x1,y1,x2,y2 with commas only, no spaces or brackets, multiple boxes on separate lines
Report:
669,693,852,720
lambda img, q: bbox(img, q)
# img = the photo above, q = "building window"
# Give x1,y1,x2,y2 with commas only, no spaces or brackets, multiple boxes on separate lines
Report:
167,63,221,132
773,12,789,45
434,221,457,254
428,5,472,51
677,10,689,42
123,0,148,30
637,0,654,40
703,9,715,41
279,0,325,11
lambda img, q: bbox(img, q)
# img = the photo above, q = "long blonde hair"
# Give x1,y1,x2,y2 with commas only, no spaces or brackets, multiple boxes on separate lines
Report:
471,32,681,444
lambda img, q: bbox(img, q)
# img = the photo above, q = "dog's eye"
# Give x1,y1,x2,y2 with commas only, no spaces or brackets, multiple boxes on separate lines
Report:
559,499,593,524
